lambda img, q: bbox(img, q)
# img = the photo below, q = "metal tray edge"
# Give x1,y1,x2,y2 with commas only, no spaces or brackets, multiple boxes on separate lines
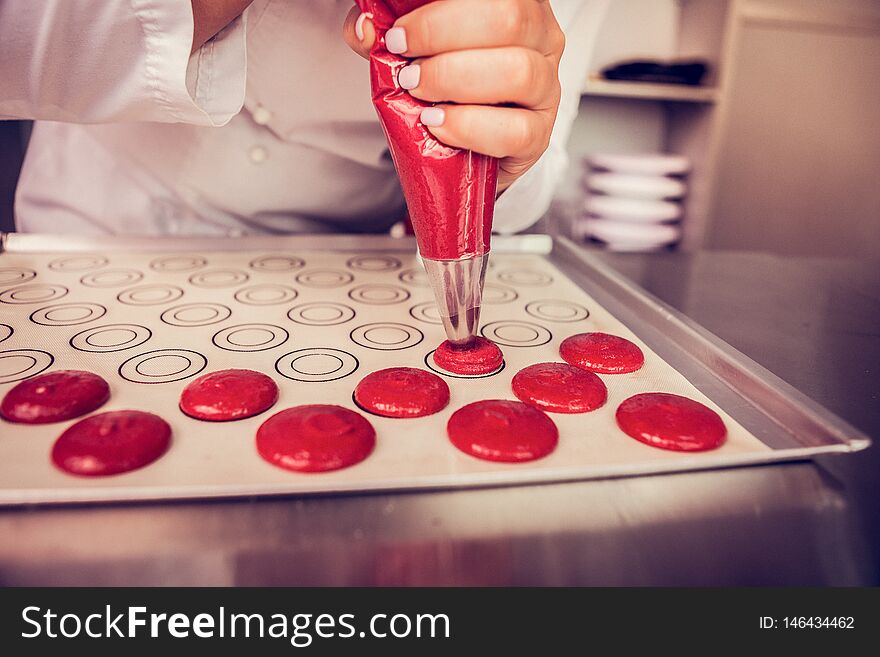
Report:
551,236,872,453
0,443,851,508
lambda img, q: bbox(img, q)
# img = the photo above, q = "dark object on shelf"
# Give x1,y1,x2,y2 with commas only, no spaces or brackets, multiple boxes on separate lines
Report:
0,121,28,232
601,59,709,86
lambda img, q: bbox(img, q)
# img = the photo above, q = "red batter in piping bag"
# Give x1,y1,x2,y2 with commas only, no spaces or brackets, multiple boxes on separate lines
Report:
357,0,498,344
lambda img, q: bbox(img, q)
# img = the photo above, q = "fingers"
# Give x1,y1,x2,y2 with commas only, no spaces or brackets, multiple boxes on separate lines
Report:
342,5,375,60
345,0,565,191
420,103,552,163
398,47,558,109
389,0,562,58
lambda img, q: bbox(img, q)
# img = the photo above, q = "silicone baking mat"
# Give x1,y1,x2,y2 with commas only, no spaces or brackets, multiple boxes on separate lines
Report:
0,238,859,504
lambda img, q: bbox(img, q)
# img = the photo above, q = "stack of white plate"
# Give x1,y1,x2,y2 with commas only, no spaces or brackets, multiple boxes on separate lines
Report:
578,153,690,252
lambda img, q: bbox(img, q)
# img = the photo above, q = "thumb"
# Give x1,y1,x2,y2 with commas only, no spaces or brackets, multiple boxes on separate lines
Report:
343,5,376,60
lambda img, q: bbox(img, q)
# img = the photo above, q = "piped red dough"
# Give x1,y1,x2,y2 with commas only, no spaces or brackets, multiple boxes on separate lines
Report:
256,405,376,473
51,410,172,476
355,0,498,260
433,337,503,375
179,369,279,421
1,370,110,424
560,332,645,374
447,399,558,463
616,392,727,452
354,367,450,418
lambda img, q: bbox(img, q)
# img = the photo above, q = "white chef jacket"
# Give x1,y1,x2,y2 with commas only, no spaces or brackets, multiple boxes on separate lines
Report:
1,0,606,238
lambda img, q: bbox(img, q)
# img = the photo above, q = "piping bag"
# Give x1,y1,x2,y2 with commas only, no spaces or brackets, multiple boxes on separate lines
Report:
356,0,499,345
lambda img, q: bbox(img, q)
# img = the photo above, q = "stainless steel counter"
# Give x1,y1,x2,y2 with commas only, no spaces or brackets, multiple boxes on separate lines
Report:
1,249,877,586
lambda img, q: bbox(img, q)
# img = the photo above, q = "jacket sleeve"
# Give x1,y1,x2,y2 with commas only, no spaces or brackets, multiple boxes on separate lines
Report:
0,0,247,125
492,0,608,234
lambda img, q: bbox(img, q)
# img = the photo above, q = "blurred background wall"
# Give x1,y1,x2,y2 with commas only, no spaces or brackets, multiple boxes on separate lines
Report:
708,0,880,258
565,0,880,258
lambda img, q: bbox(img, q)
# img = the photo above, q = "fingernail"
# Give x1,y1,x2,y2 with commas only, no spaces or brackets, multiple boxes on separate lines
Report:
355,12,372,41
398,64,420,90
420,107,445,127
385,26,408,54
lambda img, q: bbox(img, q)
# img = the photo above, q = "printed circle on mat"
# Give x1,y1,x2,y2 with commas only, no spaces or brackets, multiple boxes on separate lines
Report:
188,269,249,288
398,268,429,287
212,323,289,352
160,303,232,327
409,301,443,325
149,255,207,272
0,349,54,384
119,349,207,384
48,255,109,272
70,324,152,353
423,350,506,380
348,284,410,305
80,269,144,288
275,348,359,383
234,284,298,306
496,269,553,287
288,302,356,326
0,268,37,286
0,324,12,343
117,284,184,306
295,269,354,288
481,320,552,347
482,283,518,304
249,254,305,272
30,303,107,327
350,323,424,351
0,284,68,304
525,299,589,323
345,255,403,272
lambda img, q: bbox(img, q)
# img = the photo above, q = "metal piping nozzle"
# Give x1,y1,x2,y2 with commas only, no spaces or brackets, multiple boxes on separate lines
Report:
421,254,489,345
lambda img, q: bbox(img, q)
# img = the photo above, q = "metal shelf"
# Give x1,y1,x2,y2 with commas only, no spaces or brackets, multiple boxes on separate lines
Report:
582,78,718,104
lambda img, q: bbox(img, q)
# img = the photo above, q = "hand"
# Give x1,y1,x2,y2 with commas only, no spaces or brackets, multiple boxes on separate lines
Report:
344,0,565,192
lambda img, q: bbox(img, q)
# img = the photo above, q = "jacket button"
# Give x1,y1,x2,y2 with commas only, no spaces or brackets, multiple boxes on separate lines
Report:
249,146,269,164
252,105,272,125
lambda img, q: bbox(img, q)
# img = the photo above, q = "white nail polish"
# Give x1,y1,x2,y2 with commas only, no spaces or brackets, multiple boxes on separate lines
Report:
420,107,445,127
385,27,408,54
355,12,373,41
398,64,420,90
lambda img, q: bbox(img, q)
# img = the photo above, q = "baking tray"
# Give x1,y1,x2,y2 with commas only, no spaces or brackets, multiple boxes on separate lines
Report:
0,233,870,505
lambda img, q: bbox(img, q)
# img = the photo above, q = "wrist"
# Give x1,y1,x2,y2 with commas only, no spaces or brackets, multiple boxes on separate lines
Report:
191,0,253,52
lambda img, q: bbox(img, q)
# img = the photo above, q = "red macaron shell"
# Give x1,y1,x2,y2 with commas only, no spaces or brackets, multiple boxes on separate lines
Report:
616,392,727,452
354,367,450,418
51,410,172,476
511,362,607,413
1,370,110,424
560,332,645,374
180,369,279,421
447,399,559,463
256,405,376,473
